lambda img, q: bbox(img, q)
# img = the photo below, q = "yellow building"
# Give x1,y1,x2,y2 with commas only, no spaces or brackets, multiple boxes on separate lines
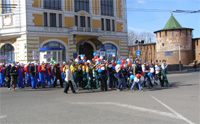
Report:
0,0,128,64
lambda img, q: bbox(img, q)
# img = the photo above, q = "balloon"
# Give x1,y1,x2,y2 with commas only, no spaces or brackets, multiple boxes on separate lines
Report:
78,60,82,64
112,66,115,69
98,69,102,73
126,58,130,62
83,60,86,63
87,60,90,63
101,67,105,70
93,53,96,56
130,75,135,79
121,60,125,64
98,62,101,64
99,66,102,69
100,56,103,59
128,62,131,66
112,63,116,66
110,53,113,56
135,74,141,78
134,77,140,82
75,59,78,63
76,58,79,61
84,62,87,65
81,54,84,57
92,58,95,61
94,56,98,59
83,67,86,70
148,72,152,77
84,57,86,60
120,64,124,68
81,57,84,60
112,54,115,58
117,61,121,64
141,72,144,76
98,59,101,62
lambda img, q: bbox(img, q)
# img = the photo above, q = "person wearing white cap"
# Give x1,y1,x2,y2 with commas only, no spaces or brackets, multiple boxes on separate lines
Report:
37,62,46,88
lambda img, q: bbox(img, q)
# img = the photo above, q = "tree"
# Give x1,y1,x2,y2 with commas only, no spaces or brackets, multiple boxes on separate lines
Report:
128,30,155,46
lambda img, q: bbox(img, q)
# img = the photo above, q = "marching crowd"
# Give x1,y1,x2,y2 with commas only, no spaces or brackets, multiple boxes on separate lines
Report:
0,54,169,93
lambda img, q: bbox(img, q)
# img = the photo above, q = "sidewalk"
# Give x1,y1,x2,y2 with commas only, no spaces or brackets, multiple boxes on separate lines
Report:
167,68,200,74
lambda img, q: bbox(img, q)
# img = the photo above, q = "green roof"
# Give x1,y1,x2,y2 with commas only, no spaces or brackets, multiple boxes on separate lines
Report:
163,14,182,30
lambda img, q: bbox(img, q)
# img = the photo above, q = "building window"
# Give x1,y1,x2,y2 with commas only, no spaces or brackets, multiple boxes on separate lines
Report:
106,19,111,31
43,42,66,63
165,31,167,37
75,15,78,26
0,44,14,63
101,18,104,30
101,0,114,16
59,14,62,27
186,30,187,36
44,0,61,10
162,43,164,46
190,31,192,36
44,12,48,27
80,16,86,27
100,43,117,61
112,20,115,31
172,30,174,36
160,32,161,37
87,17,90,28
74,0,89,12
50,13,56,27
2,0,12,13
179,30,181,36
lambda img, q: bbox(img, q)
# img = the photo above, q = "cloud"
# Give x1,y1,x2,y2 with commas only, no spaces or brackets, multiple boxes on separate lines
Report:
137,0,145,4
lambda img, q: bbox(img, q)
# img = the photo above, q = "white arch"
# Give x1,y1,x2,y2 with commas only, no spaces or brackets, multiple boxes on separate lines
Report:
0,41,16,50
40,39,69,61
102,41,120,57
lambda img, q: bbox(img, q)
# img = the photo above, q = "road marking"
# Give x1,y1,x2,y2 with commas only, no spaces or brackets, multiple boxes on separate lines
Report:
73,102,182,120
0,115,7,119
151,96,195,124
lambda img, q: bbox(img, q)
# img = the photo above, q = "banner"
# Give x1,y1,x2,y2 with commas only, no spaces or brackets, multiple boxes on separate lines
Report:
32,51,37,60
44,54,53,59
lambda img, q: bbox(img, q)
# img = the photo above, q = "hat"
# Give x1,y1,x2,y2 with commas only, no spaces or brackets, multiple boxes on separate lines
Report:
152,61,155,64
63,62,66,64
143,62,147,65
162,60,166,62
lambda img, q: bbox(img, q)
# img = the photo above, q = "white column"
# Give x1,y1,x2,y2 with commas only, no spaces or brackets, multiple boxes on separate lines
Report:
56,51,58,63
60,51,62,63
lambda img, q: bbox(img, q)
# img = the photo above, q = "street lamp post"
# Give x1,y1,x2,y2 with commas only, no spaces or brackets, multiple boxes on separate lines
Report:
179,45,182,71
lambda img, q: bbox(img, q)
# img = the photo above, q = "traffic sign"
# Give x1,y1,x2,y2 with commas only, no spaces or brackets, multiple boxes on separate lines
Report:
136,50,140,56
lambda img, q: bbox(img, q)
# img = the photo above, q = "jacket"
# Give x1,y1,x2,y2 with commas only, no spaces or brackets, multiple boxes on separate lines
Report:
10,66,18,78
4,65,11,77
29,65,36,77
52,66,61,79
65,68,73,82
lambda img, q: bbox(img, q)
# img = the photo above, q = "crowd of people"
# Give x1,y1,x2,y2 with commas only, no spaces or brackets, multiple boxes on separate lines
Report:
0,54,169,93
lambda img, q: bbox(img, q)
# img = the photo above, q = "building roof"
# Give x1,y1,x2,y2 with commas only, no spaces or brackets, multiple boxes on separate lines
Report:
163,14,182,30
154,14,193,33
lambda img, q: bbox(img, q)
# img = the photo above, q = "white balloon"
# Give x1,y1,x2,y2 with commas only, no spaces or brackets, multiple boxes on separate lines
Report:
126,58,130,62
81,57,84,60
101,67,105,70
134,77,140,82
100,56,103,59
112,54,116,57
75,59,78,63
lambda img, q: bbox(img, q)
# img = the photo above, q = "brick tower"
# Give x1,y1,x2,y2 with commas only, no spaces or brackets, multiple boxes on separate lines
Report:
154,13,193,65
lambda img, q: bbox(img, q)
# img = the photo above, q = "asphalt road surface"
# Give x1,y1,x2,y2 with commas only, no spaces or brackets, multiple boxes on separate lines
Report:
0,72,199,124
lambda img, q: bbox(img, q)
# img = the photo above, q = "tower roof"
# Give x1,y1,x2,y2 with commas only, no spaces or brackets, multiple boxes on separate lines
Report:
163,14,182,30
154,13,193,33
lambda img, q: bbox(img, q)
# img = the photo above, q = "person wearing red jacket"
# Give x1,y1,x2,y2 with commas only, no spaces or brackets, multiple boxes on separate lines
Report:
37,62,46,88
25,62,31,87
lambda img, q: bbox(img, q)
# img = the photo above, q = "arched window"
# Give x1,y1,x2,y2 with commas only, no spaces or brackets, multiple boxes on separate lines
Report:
43,41,66,63
100,43,117,61
0,44,14,63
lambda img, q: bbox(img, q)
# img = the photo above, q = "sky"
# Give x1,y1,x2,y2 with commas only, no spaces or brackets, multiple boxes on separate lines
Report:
126,0,200,41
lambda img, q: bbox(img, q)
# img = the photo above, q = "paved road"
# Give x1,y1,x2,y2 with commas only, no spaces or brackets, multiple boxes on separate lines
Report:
0,72,199,124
